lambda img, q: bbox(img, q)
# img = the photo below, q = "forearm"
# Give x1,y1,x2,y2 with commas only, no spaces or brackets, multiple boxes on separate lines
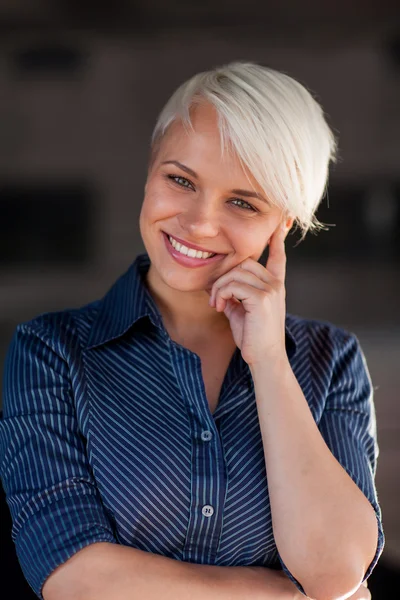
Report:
42,541,302,600
250,357,378,600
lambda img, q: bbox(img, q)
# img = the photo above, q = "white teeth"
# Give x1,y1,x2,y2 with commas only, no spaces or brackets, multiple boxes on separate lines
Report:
168,235,215,259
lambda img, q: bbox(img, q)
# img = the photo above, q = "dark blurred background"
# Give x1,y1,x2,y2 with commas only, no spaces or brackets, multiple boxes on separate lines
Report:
0,1,399,598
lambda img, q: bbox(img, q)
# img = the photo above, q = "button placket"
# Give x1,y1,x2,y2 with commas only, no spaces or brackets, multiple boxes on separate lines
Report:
202,505,214,517
201,430,213,442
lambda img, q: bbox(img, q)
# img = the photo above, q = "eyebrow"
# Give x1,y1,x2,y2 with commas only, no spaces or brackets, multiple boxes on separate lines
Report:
161,160,270,205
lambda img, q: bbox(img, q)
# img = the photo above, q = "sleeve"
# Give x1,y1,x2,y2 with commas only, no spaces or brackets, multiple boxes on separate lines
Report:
278,331,385,594
0,323,118,599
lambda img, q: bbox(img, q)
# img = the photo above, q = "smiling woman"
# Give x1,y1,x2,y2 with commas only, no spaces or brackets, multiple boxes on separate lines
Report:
148,62,337,237
140,100,295,330
0,61,383,600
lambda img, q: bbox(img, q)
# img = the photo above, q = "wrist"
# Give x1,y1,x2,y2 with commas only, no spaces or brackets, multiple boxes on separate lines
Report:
249,353,291,380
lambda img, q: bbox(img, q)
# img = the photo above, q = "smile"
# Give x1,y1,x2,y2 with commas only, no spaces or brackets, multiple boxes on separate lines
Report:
167,234,216,259
162,232,224,268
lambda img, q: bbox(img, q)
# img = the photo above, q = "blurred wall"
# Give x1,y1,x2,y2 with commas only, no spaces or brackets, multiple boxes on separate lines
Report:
0,2,399,587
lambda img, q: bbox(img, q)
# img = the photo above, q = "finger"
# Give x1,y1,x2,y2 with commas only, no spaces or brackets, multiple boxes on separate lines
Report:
214,281,265,312
210,270,269,306
238,257,274,285
210,259,274,305
266,223,287,282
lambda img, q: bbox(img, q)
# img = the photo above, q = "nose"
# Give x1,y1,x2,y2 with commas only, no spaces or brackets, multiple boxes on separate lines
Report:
178,196,220,239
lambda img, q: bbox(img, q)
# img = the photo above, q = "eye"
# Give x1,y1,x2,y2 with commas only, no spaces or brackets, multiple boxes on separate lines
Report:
231,198,257,212
166,174,257,212
166,174,194,189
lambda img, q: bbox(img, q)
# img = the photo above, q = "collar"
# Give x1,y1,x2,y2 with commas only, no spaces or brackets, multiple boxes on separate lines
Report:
85,252,298,359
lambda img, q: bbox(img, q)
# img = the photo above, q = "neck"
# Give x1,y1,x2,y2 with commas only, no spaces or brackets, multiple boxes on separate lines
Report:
145,264,231,339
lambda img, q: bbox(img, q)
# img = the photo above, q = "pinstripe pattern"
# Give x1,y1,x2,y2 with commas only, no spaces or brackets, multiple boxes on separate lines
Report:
0,252,384,598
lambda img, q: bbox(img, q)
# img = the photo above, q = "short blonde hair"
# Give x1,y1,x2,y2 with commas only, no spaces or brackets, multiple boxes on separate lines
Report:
150,61,337,238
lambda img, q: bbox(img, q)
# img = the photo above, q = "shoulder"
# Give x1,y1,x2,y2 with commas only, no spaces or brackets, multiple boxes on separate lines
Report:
10,299,102,361
286,314,372,415
287,312,358,342
286,312,365,371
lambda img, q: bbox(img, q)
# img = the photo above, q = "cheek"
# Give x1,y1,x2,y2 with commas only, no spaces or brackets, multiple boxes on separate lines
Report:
139,195,161,237
141,187,181,222
233,223,272,254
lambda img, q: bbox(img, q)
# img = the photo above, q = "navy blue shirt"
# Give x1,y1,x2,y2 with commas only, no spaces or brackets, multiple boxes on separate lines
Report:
0,252,384,598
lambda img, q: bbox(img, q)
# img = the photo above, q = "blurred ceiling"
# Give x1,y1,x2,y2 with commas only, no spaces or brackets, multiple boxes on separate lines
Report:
0,0,399,35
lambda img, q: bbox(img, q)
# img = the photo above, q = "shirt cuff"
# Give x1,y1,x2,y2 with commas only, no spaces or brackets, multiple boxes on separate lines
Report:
14,490,117,599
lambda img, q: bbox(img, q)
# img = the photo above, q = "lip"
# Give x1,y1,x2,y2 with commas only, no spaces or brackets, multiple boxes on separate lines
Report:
162,232,225,268
164,232,218,255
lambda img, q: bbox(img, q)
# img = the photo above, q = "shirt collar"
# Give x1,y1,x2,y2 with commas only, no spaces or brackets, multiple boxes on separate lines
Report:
86,252,298,359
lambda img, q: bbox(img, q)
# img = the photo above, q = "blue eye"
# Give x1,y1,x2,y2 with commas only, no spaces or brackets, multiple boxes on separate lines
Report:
167,174,193,189
166,174,257,212
231,198,256,212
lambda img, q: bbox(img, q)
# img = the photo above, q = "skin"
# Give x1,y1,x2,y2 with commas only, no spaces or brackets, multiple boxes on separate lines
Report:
138,100,376,599
139,101,293,341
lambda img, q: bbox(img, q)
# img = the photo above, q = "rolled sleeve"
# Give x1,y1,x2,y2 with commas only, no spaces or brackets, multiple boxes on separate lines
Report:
0,324,117,599
278,330,385,594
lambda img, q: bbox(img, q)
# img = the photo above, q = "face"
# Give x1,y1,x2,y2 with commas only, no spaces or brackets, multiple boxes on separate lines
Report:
139,101,293,296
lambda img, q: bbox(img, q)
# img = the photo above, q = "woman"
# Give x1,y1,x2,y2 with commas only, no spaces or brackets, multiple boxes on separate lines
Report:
0,61,384,600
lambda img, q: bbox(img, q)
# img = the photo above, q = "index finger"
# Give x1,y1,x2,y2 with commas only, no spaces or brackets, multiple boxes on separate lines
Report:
265,223,287,281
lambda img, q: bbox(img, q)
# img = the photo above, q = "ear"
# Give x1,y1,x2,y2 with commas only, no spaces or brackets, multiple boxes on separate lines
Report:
283,216,294,233
265,216,294,247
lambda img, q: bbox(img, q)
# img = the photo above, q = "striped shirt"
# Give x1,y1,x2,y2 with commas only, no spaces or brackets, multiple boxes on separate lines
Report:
0,252,384,598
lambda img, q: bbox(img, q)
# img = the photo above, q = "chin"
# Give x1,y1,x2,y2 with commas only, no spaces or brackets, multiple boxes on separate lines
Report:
161,271,209,293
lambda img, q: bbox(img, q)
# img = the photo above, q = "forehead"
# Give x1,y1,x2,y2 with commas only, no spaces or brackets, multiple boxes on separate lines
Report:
161,103,223,152
156,102,254,183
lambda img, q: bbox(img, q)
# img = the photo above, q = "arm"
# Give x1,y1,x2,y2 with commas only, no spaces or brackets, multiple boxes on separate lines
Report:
43,542,304,600
249,333,383,600
0,323,119,598
0,322,302,600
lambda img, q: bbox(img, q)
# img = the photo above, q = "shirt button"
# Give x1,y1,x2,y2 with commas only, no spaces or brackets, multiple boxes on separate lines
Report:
201,430,213,442
202,505,214,517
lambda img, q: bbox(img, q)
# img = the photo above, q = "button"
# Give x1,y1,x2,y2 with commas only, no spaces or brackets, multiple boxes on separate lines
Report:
201,430,213,442
202,505,214,517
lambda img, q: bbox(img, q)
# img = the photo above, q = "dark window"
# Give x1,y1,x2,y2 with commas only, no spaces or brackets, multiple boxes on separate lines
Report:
0,182,94,267
285,182,400,264
11,44,86,77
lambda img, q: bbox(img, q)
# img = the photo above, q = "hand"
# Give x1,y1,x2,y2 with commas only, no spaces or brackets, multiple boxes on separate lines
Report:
208,222,287,366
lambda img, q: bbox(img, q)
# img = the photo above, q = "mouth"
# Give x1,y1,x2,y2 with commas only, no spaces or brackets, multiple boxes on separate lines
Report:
164,232,218,256
162,231,225,267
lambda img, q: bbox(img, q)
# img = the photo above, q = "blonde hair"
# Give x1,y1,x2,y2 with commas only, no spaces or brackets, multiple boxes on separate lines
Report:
150,61,337,238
